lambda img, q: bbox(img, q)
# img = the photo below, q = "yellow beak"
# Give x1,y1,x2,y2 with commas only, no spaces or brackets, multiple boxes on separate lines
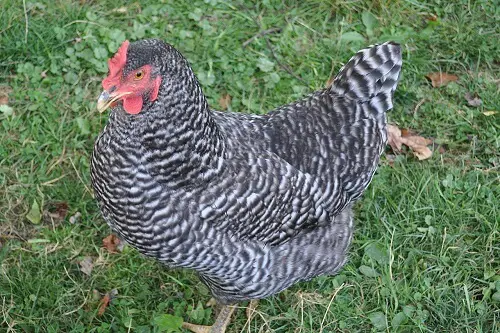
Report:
97,90,131,113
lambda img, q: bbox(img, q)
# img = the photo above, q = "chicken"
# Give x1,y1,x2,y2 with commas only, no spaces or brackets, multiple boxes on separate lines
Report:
91,39,402,332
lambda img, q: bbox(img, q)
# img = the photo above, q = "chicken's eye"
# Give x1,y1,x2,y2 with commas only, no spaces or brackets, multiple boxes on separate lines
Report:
134,70,144,80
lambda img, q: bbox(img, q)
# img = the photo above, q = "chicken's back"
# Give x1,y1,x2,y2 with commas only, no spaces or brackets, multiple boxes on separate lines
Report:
214,42,402,203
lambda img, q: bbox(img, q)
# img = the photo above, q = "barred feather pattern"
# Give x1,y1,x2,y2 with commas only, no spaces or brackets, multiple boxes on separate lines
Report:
91,40,401,303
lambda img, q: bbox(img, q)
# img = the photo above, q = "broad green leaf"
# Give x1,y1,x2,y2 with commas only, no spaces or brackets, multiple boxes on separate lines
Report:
257,57,275,72
188,8,203,22
76,49,95,61
26,200,41,224
364,242,389,265
76,117,90,135
359,265,380,277
93,46,108,60
189,301,205,321
153,314,183,332
86,11,98,21
53,27,66,41
362,11,379,35
65,47,75,57
340,31,365,42
368,311,388,330
197,71,215,86
391,312,407,328
64,72,79,85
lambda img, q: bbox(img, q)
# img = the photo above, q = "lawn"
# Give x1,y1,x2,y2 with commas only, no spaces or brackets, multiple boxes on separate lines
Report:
0,0,498,332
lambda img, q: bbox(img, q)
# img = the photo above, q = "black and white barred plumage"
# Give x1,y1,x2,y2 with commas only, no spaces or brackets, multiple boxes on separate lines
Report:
91,39,402,303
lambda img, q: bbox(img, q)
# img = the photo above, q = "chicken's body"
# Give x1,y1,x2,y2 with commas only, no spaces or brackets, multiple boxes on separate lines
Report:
91,40,401,307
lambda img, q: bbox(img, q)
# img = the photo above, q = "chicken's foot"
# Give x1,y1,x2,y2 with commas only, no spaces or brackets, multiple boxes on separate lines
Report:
182,304,235,333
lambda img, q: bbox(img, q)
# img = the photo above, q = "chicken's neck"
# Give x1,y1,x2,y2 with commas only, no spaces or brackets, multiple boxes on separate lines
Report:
108,88,226,188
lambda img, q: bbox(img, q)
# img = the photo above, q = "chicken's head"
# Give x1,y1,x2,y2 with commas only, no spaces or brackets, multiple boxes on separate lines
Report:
97,40,160,114
98,39,194,115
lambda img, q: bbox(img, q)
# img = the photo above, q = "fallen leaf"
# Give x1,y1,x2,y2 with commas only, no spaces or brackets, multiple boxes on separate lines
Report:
97,293,111,316
426,14,438,21
79,256,94,276
438,144,448,154
387,124,402,152
464,92,482,107
103,234,121,253
218,93,231,110
26,199,42,224
46,202,69,221
426,72,458,88
401,137,433,160
97,289,118,316
401,128,417,137
482,111,497,116
386,124,433,160
401,135,433,147
0,85,12,105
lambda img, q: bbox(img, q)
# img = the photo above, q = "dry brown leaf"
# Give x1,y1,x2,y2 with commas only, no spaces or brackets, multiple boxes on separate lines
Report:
97,293,111,316
401,135,433,147
426,14,438,21
464,92,482,107
79,256,94,276
97,289,118,316
387,124,403,152
218,93,231,110
401,128,418,137
482,111,497,116
386,124,433,160
400,137,433,160
0,85,12,105
46,202,69,221
426,72,458,88
103,234,121,253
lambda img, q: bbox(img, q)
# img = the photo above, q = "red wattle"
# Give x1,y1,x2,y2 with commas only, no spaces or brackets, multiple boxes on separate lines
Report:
150,77,162,102
123,96,143,114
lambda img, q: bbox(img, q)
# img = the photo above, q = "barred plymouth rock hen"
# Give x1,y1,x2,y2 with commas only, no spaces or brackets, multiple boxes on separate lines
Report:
91,39,402,332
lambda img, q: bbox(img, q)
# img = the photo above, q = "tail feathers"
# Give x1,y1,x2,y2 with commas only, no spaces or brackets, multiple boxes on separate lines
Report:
331,42,402,109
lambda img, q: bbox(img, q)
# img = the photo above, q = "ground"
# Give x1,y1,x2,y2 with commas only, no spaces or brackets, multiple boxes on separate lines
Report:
0,0,498,332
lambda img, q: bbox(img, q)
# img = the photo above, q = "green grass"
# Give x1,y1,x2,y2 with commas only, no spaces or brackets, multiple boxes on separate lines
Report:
0,0,498,332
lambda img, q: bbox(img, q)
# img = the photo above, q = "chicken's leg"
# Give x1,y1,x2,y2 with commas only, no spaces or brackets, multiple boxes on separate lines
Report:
182,304,235,333
245,299,259,320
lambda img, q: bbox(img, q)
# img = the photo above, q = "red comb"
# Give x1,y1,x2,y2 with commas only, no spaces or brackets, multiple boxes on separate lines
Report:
102,40,129,89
